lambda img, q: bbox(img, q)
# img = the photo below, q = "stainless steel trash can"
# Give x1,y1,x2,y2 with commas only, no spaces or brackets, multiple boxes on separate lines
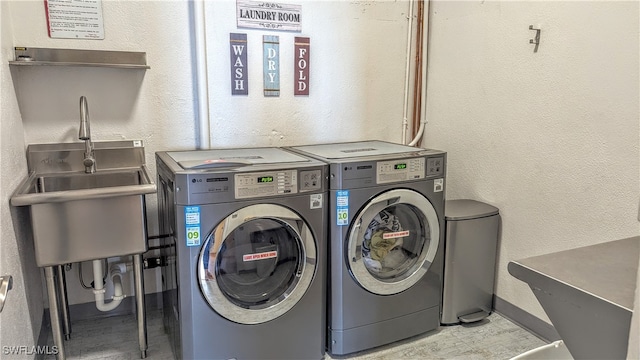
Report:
441,199,500,324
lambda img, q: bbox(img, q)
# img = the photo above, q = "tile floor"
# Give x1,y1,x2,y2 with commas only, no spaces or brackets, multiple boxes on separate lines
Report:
45,309,546,360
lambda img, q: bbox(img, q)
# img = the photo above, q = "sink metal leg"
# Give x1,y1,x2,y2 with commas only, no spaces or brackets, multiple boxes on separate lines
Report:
45,267,66,360
133,254,148,359
56,265,72,340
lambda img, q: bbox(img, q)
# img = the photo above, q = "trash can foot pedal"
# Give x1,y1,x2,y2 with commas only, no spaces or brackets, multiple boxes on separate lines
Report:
459,310,489,323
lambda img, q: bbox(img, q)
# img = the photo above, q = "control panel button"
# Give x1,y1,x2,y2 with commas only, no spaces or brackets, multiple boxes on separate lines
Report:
426,157,444,176
299,170,322,191
235,170,298,199
376,158,425,184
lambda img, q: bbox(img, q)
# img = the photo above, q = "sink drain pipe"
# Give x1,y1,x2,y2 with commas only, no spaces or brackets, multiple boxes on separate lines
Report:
92,260,125,312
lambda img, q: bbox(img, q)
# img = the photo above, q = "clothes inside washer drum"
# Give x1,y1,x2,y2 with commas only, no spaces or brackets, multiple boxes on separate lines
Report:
362,210,405,272
369,230,402,261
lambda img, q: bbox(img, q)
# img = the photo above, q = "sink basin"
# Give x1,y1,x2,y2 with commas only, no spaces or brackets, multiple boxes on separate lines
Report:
12,168,155,206
36,170,142,193
11,141,156,267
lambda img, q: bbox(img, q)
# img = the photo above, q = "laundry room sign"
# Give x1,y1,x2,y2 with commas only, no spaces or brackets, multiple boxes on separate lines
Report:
237,0,302,32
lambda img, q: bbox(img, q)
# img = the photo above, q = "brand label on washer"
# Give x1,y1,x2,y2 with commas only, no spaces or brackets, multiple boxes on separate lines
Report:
336,190,349,226
185,206,201,247
434,178,444,192
310,193,323,209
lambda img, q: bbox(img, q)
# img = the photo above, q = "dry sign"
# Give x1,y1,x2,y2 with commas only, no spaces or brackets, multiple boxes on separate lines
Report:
237,0,301,32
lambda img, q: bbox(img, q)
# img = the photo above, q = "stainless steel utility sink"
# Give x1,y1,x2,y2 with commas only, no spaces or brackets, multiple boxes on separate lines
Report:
36,170,142,193
11,141,156,267
13,168,154,204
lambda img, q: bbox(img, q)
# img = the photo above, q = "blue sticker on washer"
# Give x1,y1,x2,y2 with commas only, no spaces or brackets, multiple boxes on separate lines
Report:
185,206,201,247
336,190,349,226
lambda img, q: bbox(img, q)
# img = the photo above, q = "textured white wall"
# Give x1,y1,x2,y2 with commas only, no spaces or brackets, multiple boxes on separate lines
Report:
424,0,640,323
8,0,637,345
4,0,197,306
2,0,413,309
203,0,412,147
0,1,43,353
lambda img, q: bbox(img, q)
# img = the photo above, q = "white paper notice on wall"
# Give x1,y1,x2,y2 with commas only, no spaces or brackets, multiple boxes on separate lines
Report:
44,0,105,40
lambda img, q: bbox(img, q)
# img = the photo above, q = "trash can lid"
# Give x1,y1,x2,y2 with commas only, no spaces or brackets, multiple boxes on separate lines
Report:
445,199,499,221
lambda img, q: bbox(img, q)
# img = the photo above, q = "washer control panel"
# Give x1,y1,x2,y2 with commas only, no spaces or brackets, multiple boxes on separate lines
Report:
377,157,425,184
426,157,444,177
300,169,322,191
235,170,297,199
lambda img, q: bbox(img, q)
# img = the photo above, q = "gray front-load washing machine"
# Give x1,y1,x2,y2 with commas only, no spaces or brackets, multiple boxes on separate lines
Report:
156,147,327,359
289,140,446,355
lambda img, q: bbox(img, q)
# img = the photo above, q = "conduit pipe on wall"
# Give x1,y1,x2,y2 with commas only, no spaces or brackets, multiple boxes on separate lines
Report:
193,0,211,149
409,0,430,147
401,0,415,145
409,0,424,146
92,260,125,312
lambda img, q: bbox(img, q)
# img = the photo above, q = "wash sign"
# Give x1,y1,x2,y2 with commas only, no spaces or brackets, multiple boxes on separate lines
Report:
237,0,302,32
230,33,248,95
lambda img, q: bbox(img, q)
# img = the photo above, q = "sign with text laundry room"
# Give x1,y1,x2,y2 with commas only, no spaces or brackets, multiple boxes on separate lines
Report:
263,35,280,97
44,0,105,39
230,33,248,95
237,0,302,32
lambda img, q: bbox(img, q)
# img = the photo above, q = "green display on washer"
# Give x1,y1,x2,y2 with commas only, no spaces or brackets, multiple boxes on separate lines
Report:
257,176,274,183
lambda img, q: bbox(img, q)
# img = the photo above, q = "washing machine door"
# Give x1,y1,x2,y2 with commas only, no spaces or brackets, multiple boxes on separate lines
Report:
347,188,439,295
197,203,317,324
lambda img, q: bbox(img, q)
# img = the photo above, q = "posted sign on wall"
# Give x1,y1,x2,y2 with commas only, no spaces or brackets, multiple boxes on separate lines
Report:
237,0,301,32
44,0,105,39
294,37,310,95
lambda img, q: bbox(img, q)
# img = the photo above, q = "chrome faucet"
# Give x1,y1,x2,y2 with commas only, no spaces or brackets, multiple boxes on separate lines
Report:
79,96,96,173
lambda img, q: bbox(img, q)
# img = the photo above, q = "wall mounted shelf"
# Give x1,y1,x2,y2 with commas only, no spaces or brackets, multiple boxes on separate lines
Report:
9,47,150,69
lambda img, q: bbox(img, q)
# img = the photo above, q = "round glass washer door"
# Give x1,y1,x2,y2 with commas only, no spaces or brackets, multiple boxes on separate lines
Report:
197,204,317,324
347,188,440,295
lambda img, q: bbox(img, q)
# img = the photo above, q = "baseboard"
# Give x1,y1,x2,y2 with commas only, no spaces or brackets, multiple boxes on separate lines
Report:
36,292,162,359
493,295,561,343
